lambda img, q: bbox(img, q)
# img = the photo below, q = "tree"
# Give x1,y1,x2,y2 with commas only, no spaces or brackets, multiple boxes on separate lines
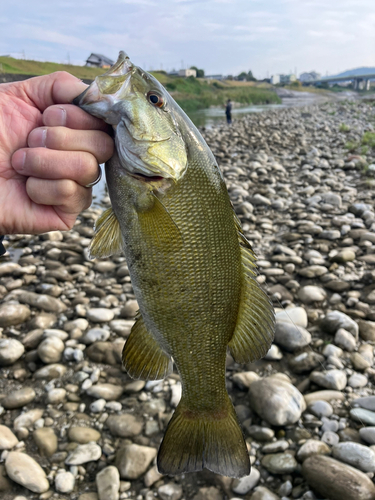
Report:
190,66,205,78
237,70,256,81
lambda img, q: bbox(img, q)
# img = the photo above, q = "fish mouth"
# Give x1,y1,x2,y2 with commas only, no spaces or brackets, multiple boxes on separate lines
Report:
73,51,133,108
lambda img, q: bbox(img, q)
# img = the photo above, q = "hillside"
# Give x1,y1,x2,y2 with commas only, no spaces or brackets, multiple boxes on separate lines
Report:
0,56,281,111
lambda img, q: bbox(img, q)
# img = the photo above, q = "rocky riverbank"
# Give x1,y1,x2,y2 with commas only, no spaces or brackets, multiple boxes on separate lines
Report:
0,99,375,500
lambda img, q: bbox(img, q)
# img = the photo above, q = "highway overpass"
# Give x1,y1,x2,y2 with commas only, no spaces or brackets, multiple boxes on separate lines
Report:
315,71,375,90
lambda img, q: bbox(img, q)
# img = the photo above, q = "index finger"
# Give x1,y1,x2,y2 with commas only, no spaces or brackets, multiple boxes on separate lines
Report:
43,104,110,132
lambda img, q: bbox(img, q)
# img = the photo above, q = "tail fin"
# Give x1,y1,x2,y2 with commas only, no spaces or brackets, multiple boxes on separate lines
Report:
157,398,250,478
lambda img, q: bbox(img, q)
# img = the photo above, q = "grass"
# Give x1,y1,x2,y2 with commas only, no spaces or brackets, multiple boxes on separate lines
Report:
339,123,350,132
362,131,375,149
0,56,281,112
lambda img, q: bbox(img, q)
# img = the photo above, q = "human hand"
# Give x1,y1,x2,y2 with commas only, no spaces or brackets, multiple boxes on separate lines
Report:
0,72,114,235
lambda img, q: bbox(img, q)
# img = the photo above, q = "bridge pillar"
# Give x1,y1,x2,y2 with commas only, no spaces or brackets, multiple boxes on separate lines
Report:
366,79,370,91
353,79,358,90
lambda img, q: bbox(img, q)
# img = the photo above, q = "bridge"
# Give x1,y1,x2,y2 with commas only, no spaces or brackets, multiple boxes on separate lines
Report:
315,70,375,90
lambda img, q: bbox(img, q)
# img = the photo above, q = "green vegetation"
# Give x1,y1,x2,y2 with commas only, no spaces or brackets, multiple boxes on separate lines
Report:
0,55,104,80
190,66,205,78
362,131,375,149
237,70,256,82
345,140,358,152
0,56,281,112
339,123,350,132
162,75,280,112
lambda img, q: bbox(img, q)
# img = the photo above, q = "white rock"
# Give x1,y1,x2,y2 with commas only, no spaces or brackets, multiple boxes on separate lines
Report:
232,467,260,494
5,451,49,493
87,308,115,323
96,465,120,500
0,425,19,450
65,443,102,465
0,338,25,366
55,470,75,493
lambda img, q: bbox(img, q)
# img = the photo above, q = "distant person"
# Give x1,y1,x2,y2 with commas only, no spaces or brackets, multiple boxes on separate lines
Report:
0,72,114,255
225,99,232,124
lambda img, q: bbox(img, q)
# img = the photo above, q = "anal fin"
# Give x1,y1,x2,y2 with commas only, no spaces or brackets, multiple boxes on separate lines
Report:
229,219,275,363
123,314,173,380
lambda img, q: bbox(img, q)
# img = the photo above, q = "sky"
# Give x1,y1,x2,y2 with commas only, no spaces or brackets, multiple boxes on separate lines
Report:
1,0,374,79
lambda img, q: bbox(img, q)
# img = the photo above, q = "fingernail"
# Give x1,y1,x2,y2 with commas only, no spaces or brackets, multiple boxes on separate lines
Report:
12,150,26,171
56,107,67,126
28,128,47,148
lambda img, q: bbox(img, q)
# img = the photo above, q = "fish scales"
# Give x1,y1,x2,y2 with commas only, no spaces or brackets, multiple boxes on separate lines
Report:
74,51,275,478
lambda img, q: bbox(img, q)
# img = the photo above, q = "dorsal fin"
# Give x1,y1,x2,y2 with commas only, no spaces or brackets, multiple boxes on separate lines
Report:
89,207,123,258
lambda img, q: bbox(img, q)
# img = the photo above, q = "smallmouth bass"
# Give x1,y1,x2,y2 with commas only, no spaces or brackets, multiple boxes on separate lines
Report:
74,51,275,478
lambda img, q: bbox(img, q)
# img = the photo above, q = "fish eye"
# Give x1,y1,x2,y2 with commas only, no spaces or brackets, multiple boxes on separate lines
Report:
147,91,164,108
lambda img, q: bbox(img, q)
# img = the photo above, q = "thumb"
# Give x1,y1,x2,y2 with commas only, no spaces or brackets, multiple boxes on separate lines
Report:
19,71,89,112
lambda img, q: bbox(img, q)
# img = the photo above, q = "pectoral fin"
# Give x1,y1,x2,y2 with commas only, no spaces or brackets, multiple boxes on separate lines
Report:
228,215,275,363
89,208,123,258
123,314,173,380
137,193,183,250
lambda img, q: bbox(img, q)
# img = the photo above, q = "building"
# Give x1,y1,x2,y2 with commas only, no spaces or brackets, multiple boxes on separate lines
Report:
300,71,321,83
205,74,224,81
178,69,196,77
86,53,114,68
270,74,280,85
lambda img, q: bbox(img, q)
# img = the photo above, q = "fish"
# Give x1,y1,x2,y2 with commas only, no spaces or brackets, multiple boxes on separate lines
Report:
74,51,275,478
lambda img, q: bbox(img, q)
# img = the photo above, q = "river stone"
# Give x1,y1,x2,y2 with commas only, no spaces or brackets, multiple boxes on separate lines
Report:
358,320,375,341
96,465,120,500
261,453,298,474
37,336,65,363
115,444,157,479
0,425,18,450
109,319,134,337
332,442,375,472
14,409,44,431
303,455,375,500
274,322,311,352
310,370,347,390
275,307,308,327
47,388,66,404
304,390,345,405
86,383,124,400
33,427,58,456
289,351,324,373
5,451,50,493
65,442,102,465
68,426,101,444
0,338,25,366
350,408,375,425
264,344,283,360
121,300,139,318
359,427,375,445
158,483,183,500
0,303,30,327
83,328,110,344
232,468,260,494
232,371,260,389
334,328,357,351
297,439,331,462
298,286,326,304
321,311,359,337
248,375,306,426
2,388,36,409
349,373,368,388
55,470,75,493
18,291,67,312
87,308,115,323
307,400,333,418
352,352,371,371
331,249,356,263
250,486,280,500
354,396,375,412
34,363,67,379
106,414,143,437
